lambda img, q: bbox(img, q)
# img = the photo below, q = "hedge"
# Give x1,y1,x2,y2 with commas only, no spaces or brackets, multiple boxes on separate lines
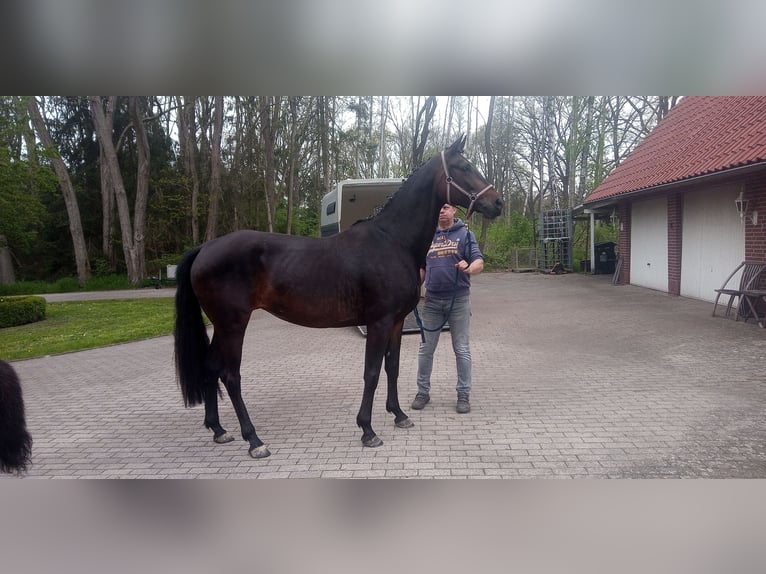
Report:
0,296,47,328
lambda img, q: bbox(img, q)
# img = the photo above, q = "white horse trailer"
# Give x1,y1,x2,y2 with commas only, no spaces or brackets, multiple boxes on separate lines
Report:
320,178,404,237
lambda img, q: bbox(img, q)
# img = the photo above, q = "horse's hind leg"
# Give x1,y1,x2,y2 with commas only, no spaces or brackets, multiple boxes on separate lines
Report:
202,335,235,444
384,320,414,429
215,326,270,459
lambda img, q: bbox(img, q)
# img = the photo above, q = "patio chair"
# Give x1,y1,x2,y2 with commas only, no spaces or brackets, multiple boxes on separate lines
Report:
712,261,766,319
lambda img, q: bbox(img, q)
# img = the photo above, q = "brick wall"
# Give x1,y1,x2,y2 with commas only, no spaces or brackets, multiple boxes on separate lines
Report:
617,202,631,285
667,193,683,295
744,177,766,261
742,175,766,291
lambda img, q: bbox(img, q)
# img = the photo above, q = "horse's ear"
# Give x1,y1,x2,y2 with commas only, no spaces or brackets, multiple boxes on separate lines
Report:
447,134,467,154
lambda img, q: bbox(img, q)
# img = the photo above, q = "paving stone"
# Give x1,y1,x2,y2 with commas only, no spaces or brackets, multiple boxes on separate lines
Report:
5,272,766,479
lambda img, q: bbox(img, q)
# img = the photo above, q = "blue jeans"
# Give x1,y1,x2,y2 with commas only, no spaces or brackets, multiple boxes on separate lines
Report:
416,294,472,397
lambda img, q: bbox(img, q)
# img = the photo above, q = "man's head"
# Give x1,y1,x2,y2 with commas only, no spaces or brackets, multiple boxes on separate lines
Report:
438,203,457,229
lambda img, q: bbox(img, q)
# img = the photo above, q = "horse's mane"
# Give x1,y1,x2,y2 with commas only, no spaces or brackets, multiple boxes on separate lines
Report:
351,156,433,227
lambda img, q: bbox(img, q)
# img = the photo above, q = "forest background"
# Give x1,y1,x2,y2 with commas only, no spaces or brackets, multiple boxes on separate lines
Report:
0,96,680,287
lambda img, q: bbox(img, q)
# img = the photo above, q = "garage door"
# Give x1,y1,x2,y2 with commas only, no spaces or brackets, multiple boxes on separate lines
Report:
681,186,744,302
630,197,668,292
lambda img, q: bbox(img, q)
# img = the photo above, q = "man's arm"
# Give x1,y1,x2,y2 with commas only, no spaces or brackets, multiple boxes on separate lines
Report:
457,258,483,275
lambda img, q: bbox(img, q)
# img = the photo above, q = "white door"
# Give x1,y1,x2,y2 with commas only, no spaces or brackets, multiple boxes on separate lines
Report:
630,197,669,292
681,186,744,302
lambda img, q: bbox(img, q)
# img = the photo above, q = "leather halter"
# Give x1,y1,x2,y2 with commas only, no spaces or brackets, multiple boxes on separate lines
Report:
441,150,495,218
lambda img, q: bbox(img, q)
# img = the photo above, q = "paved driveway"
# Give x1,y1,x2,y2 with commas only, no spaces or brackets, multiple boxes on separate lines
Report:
5,272,766,478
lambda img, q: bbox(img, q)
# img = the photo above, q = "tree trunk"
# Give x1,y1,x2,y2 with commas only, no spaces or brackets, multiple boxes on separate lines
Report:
27,97,91,284
260,96,282,232
479,96,496,250
286,96,299,234
577,96,594,202
565,96,579,208
411,96,437,167
444,96,455,148
128,96,149,281
544,96,558,209
204,95,224,241
100,96,117,266
484,96,496,182
466,96,473,149
611,96,622,167
319,97,331,193
177,96,201,244
88,96,143,285
377,96,388,177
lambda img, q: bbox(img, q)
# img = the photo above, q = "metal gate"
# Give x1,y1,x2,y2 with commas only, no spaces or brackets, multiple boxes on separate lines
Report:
540,208,573,272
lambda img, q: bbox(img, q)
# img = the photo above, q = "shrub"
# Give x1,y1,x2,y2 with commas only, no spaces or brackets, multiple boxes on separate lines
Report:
0,296,46,328
482,213,536,269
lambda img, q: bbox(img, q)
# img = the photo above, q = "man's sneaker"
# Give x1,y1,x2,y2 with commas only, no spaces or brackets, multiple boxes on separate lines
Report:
411,394,430,410
456,395,471,414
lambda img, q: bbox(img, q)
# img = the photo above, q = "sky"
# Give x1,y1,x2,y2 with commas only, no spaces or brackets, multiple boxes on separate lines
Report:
9,1,765,93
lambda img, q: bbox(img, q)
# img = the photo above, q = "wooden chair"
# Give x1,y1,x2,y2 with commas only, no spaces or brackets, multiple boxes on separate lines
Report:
712,261,766,319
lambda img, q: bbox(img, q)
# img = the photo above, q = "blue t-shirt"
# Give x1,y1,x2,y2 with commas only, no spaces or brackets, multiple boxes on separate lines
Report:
423,219,483,299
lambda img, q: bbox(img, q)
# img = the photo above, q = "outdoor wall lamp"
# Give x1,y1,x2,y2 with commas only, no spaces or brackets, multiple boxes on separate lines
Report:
736,190,758,225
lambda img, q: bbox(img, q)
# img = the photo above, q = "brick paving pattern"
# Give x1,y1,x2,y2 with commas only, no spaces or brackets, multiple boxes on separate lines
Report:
5,272,766,478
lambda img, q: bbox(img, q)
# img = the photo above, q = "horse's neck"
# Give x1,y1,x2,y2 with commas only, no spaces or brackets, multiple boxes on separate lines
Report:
374,165,441,257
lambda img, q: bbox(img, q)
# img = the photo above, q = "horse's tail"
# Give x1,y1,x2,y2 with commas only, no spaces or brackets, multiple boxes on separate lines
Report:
174,246,210,408
0,360,33,475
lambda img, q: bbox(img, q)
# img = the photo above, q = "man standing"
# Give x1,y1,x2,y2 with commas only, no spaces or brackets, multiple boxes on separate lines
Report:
411,203,484,414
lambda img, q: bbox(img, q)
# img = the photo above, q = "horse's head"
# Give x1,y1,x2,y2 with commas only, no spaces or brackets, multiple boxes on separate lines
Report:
438,135,503,219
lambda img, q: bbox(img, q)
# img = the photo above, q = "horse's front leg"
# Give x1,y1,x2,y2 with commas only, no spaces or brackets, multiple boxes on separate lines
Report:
357,323,388,447
384,318,414,429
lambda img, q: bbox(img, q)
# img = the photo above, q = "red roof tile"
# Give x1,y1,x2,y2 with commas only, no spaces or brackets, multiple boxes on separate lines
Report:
584,97,766,204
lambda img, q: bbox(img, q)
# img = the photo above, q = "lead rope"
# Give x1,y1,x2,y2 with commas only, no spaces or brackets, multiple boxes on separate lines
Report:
413,225,473,343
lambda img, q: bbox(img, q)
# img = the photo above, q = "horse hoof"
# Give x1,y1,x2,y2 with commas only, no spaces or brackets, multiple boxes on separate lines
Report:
363,435,384,448
395,417,414,429
249,445,271,459
214,432,235,444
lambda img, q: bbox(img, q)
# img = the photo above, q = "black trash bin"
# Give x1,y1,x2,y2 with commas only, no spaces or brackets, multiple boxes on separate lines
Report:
594,241,617,275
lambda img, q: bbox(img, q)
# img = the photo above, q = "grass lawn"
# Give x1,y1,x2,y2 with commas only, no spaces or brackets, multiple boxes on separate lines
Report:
0,298,178,361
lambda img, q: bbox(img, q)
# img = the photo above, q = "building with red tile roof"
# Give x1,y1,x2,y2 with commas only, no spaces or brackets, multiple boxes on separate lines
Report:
583,96,766,307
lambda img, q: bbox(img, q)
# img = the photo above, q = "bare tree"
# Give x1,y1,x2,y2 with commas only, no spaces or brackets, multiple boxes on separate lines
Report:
285,96,297,235
27,96,91,284
577,96,595,202
318,96,332,192
98,96,118,265
88,95,147,285
176,96,202,244
377,96,388,177
411,96,437,168
478,96,497,249
204,95,225,241
128,96,150,281
544,96,559,209
484,96,496,182
260,96,282,232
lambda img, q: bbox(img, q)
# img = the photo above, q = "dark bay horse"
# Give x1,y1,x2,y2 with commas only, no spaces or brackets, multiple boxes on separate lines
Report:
174,135,503,458
0,360,32,474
